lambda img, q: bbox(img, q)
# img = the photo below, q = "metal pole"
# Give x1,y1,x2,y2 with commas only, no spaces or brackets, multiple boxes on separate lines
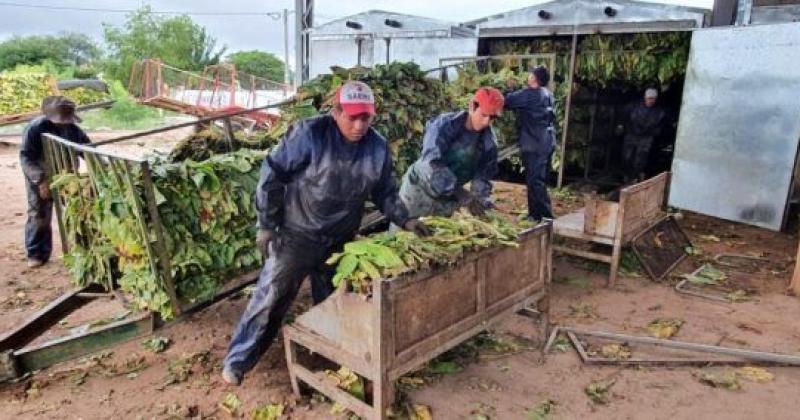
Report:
283,8,291,97
557,31,578,188
294,0,303,90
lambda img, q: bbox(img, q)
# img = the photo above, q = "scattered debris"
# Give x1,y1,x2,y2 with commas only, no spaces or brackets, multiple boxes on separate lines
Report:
682,264,727,285
737,366,774,383
694,370,741,391
698,235,721,242
585,378,616,405
160,351,212,389
527,399,556,420
550,335,572,353
142,336,171,353
600,343,632,360
647,319,684,339
251,403,285,420
411,404,433,420
569,302,598,319
325,367,365,401
725,290,752,303
219,392,242,416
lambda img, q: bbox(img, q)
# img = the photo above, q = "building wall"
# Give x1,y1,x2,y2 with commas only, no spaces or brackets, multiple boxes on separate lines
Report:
310,36,478,78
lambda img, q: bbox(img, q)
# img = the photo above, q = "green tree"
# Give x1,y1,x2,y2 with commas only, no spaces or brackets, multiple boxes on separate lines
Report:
0,32,100,72
103,6,227,84
226,50,286,83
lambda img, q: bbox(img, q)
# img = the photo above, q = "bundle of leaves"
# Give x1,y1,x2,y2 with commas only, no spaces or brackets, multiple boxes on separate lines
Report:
327,211,523,294
295,62,455,177
53,149,265,318
0,73,58,115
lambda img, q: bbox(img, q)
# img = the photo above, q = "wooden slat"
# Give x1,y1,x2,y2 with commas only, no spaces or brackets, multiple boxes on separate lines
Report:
283,325,376,380
293,364,375,419
553,245,613,263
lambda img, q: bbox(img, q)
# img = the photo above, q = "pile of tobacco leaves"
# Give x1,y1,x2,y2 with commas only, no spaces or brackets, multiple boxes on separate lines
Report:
327,211,524,294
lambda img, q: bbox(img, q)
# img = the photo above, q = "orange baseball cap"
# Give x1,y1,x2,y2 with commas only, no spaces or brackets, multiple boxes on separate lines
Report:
336,81,376,116
473,87,505,116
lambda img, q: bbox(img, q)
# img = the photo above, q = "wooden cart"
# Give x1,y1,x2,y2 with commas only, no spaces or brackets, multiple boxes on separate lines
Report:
553,172,670,286
282,223,552,419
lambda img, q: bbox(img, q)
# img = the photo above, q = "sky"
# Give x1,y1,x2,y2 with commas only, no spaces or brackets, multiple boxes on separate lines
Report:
0,0,714,65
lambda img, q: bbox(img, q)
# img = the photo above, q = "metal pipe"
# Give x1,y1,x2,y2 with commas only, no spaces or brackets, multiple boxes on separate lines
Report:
91,98,295,147
557,31,579,188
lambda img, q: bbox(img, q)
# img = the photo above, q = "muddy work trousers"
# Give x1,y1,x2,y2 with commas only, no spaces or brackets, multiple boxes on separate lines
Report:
223,231,344,377
622,134,654,181
24,177,53,262
522,150,554,220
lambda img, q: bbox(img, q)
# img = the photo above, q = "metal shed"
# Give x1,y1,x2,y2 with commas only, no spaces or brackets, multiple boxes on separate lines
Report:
309,10,477,78
460,0,710,187
471,0,708,36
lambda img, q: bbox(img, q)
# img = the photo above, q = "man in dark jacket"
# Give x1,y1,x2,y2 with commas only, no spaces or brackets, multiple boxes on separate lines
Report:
399,87,503,218
222,81,429,385
505,65,556,221
20,96,91,268
621,88,666,182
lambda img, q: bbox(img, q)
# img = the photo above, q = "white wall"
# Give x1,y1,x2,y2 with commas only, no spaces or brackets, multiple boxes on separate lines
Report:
310,36,478,78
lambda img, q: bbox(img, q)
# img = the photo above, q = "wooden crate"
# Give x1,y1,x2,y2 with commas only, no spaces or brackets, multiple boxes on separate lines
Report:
553,172,670,286
282,223,552,419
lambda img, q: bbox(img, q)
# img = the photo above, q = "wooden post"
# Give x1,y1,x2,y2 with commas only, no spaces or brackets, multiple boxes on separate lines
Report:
557,31,579,188
791,241,800,296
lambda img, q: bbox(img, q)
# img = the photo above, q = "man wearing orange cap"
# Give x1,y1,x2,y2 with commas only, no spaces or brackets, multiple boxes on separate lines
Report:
398,87,504,218
222,81,429,385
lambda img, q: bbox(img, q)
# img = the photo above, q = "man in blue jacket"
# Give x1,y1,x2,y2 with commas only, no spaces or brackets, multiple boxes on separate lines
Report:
222,81,429,385
399,87,504,218
20,97,91,268
505,66,556,221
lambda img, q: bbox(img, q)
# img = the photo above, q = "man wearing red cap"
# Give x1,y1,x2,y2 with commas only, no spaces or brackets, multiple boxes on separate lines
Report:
20,96,91,268
398,87,504,218
222,81,429,385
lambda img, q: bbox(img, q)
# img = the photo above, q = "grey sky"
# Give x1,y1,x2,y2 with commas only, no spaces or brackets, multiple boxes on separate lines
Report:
0,0,713,65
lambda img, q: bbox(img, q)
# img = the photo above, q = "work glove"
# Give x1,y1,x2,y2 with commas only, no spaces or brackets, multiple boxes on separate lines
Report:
37,181,51,201
403,219,431,237
455,189,487,218
256,229,276,259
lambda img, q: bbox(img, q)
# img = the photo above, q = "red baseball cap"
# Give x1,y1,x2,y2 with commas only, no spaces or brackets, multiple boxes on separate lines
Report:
336,81,376,116
473,87,505,116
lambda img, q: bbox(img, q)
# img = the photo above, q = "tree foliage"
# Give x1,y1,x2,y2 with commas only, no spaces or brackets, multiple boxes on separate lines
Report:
226,50,286,83
0,32,100,73
103,6,227,83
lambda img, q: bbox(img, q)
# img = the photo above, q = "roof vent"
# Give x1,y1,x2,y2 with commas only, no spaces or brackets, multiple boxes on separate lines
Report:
604,6,617,17
538,10,552,19
384,19,402,28
345,20,363,30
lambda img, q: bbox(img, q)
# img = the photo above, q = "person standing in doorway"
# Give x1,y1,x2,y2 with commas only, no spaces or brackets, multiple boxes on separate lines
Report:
505,65,556,221
621,88,666,183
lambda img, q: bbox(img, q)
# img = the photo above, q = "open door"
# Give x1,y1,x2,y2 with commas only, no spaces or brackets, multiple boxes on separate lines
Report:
669,23,800,231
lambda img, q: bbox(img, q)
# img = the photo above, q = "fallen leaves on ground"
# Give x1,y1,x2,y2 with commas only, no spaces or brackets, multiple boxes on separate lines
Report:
694,370,741,390
569,302,599,319
528,399,556,420
682,264,727,285
142,336,171,353
585,378,616,405
251,403,285,420
325,367,365,401
220,392,242,416
600,343,632,360
737,366,774,383
647,319,684,339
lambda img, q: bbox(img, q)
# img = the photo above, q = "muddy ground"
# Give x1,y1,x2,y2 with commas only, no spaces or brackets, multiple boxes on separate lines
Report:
1,137,799,420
